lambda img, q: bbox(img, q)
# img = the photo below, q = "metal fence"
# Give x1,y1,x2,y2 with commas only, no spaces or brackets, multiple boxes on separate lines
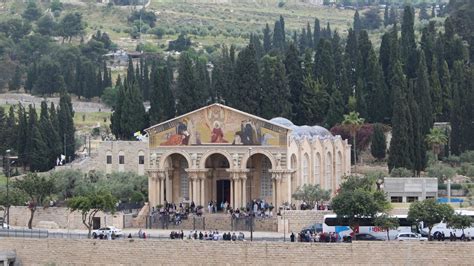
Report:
0,228,89,239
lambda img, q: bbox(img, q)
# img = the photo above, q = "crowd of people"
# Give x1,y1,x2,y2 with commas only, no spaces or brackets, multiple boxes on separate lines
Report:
434,231,472,241
169,230,246,241
290,231,349,243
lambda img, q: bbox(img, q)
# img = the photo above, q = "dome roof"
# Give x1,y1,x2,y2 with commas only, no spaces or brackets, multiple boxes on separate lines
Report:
270,117,333,138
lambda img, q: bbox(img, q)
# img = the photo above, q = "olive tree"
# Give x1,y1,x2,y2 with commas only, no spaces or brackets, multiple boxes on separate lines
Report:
292,184,331,209
374,214,399,240
68,190,117,238
448,214,473,235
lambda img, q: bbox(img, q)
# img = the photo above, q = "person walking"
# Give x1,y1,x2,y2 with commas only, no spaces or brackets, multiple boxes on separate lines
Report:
290,232,295,242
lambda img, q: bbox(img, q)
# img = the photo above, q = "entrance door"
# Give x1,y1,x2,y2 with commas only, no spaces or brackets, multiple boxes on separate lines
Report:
216,180,230,210
92,217,101,229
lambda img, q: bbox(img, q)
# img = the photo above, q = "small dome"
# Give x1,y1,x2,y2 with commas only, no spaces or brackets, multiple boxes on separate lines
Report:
270,117,333,138
270,117,294,127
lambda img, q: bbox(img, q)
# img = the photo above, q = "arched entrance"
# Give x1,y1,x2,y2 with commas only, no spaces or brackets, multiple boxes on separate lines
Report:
247,153,273,205
204,153,231,210
163,153,190,204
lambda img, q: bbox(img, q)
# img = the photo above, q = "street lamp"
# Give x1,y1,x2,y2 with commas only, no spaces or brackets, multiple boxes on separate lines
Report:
5,149,17,228
248,147,253,241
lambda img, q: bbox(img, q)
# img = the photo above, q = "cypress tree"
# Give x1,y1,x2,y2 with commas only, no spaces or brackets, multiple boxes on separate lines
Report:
366,49,388,123
383,5,390,27
284,43,303,124
111,83,125,138
8,65,22,91
58,92,76,162
353,10,362,35
388,61,412,172
324,89,344,128
389,5,398,25
39,101,61,169
314,39,335,90
149,60,164,125
379,33,391,83
450,61,464,155
407,81,424,175
273,20,284,51
175,52,197,115
119,81,147,140
344,28,358,86
28,105,49,172
25,62,37,93
306,22,313,49
260,55,291,119
0,108,5,155
194,58,211,105
234,44,260,115
415,50,433,136
279,15,286,44
5,106,17,153
439,61,452,122
355,78,368,119
299,28,307,52
371,123,386,161
163,58,175,119
300,75,329,125
263,23,272,53
17,105,28,167
430,56,442,121
127,57,134,84
313,18,321,49
400,5,417,79
142,59,150,101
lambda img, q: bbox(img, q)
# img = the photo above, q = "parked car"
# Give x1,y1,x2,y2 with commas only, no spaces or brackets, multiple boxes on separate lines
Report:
395,232,428,241
300,223,323,235
1,223,11,229
354,233,384,241
92,226,123,238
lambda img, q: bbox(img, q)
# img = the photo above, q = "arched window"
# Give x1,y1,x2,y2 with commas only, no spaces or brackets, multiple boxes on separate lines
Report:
325,152,332,191
314,153,321,185
118,151,125,172
260,156,272,197
303,153,309,184
336,151,343,189
291,154,297,193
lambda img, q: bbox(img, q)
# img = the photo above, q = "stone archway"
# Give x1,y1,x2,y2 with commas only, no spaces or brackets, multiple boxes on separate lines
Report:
246,153,273,206
203,153,231,211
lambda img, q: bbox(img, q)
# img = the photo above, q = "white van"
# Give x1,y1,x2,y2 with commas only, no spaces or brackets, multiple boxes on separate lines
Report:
420,210,474,239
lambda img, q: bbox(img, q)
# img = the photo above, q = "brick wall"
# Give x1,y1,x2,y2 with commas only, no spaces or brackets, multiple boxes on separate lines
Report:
1,238,473,265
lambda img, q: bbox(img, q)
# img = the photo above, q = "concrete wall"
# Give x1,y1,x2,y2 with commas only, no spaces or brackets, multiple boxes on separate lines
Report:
8,207,124,230
384,177,438,202
1,238,473,265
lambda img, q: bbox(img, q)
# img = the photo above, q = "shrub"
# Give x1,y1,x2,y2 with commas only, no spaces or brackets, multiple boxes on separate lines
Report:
460,163,474,178
426,164,456,183
443,155,461,167
460,151,474,163
390,167,413,177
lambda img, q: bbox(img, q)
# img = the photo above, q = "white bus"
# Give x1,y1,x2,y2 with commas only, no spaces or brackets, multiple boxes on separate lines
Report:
420,210,474,239
322,214,413,240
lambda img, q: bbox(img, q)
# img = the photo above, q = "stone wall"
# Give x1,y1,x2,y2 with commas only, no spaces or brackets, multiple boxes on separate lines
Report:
1,238,473,265
279,210,332,233
8,207,124,230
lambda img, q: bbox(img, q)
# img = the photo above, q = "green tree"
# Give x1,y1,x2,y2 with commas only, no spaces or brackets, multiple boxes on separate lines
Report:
22,2,42,22
284,43,304,124
371,123,386,161
39,101,61,170
260,55,291,119
113,81,147,140
292,184,331,209
448,214,473,235
342,112,364,166
58,92,76,162
8,65,21,91
388,61,412,172
68,190,117,238
58,12,84,43
175,52,198,115
233,44,260,115
332,176,391,238
314,39,335,90
313,18,321,49
34,57,65,95
408,199,454,240
263,23,272,53
353,10,362,35
426,127,448,160
324,89,344,129
415,51,433,136
400,5,417,79
450,61,465,155
430,56,442,120
439,61,452,122
374,214,399,240
37,15,57,36
13,173,56,229
300,75,329,125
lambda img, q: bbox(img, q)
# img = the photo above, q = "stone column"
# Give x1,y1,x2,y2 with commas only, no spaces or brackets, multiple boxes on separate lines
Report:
230,179,234,209
160,176,165,205
234,175,241,209
272,174,277,209
192,176,199,205
241,174,247,208
188,178,193,203
200,173,206,207
287,173,292,204
166,170,173,203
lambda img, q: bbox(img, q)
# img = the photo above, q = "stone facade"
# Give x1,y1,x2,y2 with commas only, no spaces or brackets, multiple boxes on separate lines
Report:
8,207,125,230
279,210,332,233
1,238,473,265
145,104,351,210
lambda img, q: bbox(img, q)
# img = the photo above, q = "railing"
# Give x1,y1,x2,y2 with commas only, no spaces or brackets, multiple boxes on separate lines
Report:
0,228,87,239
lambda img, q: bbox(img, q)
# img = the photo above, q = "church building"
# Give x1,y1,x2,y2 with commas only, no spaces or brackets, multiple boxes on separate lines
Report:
145,104,351,210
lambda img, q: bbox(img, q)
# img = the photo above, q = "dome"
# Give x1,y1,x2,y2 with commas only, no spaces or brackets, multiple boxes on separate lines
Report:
270,117,295,127
270,117,333,138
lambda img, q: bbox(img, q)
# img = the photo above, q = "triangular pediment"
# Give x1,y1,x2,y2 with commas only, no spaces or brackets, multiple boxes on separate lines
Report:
146,104,290,147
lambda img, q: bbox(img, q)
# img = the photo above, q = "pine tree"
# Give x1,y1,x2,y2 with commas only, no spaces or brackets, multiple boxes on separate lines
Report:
388,61,412,172
324,89,344,128
58,92,76,162
371,123,386,161
263,23,272,53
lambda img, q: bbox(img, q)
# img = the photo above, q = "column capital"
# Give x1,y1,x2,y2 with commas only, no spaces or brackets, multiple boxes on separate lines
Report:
226,169,249,180
185,168,208,180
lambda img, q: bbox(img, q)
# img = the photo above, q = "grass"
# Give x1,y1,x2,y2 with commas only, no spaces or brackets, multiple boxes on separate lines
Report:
73,111,111,129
